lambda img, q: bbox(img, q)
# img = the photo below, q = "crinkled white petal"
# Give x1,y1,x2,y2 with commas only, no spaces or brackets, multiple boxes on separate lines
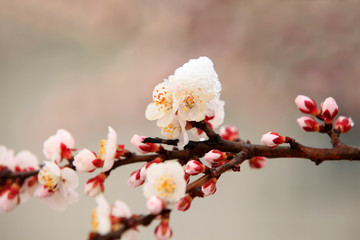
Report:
156,111,175,128
143,161,186,205
102,126,117,172
112,200,132,218
206,98,225,128
60,167,79,189
145,103,165,121
0,146,14,168
161,119,181,139
177,117,189,149
56,129,75,149
14,150,39,171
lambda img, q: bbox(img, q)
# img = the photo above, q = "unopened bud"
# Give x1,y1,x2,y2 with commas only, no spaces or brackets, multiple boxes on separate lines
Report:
73,149,99,172
295,95,320,115
131,135,161,153
155,220,172,240
220,125,239,141
249,157,267,169
127,170,144,188
147,196,166,215
203,150,226,164
201,178,217,197
84,173,106,197
260,132,285,148
297,116,320,132
321,97,338,123
176,194,192,211
334,116,354,133
185,160,205,175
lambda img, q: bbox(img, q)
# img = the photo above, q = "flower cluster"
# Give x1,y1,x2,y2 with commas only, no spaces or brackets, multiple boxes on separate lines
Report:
295,95,353,133
0,146,39,212
145,56,225,147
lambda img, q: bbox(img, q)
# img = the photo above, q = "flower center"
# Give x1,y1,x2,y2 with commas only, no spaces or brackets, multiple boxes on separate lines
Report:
153,86,172,113
182,91,201,112
162,124,177,138
155,174,176,197
38,168,60,191
91,209,99,232
98,139,106,160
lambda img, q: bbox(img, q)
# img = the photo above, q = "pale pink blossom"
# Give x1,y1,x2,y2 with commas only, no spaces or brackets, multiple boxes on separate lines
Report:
112,200,132,218
146,196,165,215
260,132,285,148
321,97,338,123
11,150,39,203
143,161,186,207
37,161,79,211
0,183,20,212
43,129,75,164
145,81,175,128
73,149,98,172
0,145,14,167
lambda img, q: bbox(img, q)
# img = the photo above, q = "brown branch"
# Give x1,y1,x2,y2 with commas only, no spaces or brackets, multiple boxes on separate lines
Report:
89,210,171,240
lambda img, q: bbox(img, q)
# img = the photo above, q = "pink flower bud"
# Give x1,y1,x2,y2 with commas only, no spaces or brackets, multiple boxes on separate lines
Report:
220,125,239,141
321,97,338,123
249,157,267,169
0,183,20,212
260,132,285,148
73,149,99,172
295,95,319,115
155,221,172,240
176,194,192,211
131,135,161,153
203,150,226,164
201,178,217,197
334,116,354,133
185,160,205,175
84,173,106,197
127,170,144,188
147,196,166,215
297,116,320,132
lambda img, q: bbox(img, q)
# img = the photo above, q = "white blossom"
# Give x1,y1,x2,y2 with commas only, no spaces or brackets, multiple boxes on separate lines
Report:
143,161,186,207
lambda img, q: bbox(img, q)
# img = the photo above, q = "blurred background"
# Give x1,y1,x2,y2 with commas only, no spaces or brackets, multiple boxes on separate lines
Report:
1,0,360,239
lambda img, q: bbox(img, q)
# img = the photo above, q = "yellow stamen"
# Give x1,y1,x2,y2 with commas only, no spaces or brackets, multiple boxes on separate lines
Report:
98,139,106,160
154,174,176,197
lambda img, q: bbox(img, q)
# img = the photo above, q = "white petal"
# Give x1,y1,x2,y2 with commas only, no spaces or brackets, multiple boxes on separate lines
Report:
61,167,79,189
145,103,165,120
14,150,39,171
156,112,175,128
56,129,75,148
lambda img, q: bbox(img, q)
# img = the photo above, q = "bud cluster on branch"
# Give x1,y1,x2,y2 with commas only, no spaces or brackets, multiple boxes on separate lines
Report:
0,57,359,239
